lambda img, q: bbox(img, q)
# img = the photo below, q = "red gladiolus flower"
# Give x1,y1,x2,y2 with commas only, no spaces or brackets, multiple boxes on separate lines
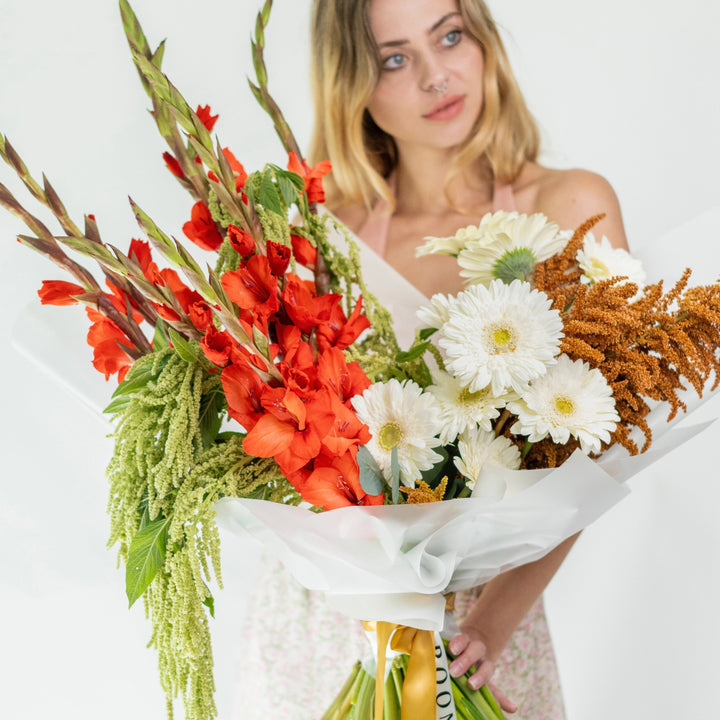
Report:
196,104,219,132
221,255,279,319
317,347,372,404
188,300,213,332
85,308,134,381
201,326,233,367
128,239,159,281
287,151,332,204
227,224,255,256
38,280,84,306
183,201,224,251
290,233,317,268
301,448,383,510
320,392,371,457
266,240,291,276
207,148,248,193
316,296,371,352
162,152,185,179
282,275,341,334
222,362,267,431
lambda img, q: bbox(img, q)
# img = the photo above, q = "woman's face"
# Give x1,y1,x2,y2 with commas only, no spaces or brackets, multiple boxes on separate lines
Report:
366,0,485,155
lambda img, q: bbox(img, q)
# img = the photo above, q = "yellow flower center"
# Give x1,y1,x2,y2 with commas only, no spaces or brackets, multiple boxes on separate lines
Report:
554,396,575,415
588,258,610,277
487,323,517,354
378,422,404,450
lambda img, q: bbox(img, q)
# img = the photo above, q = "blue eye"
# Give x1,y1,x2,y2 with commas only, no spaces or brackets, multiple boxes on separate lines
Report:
382,53,406,71
442,29,462,47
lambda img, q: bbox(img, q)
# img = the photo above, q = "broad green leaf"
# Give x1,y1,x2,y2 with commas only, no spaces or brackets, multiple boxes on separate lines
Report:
103,395,132,414
391,446,400,504
357,445,385,496
278,175,298,207
168,327,199,363
126,516,171,607
258,169,283,216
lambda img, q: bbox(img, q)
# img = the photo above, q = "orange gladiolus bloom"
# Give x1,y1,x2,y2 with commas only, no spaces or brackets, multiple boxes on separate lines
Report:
183,201,224,251
286,151,332,205
38,280,84,306
221,255,279,320
196,104,219,132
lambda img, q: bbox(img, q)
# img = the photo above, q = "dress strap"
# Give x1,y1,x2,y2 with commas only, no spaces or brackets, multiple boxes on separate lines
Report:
491,181,518,213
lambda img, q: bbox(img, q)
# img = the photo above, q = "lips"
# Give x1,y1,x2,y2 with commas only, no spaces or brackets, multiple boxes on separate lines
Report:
422,94,465,121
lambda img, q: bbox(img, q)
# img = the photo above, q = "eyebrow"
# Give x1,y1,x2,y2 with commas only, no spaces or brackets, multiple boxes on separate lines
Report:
377,12,461,48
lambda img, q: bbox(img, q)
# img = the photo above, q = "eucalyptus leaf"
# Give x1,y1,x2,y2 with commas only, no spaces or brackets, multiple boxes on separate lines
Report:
357,445,385,496
126,515,171,608
391,446,400,504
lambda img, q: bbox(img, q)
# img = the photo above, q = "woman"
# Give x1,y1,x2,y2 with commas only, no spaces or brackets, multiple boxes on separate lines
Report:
239,0,629,717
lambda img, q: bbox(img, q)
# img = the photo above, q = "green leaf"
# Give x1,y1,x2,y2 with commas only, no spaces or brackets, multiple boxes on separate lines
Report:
395,341,431,363
357,445,385,496
168,327,199,363
152,318,169,350
199,387,225,449
418,327,438,341
278,175,298,207
111,352,170,397
103,394,132,414
390,446,400,504
419,447,450,486
258,169,283,216
202,594,215,619
126,515,171,607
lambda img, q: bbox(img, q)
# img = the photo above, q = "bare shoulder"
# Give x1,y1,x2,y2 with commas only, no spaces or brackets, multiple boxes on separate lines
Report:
520,166,629,249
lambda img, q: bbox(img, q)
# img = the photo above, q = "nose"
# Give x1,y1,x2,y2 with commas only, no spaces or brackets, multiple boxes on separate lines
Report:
419,52,449,93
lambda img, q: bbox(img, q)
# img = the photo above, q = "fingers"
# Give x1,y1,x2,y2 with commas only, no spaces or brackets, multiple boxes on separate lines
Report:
487,680,518,714
448,633,488,678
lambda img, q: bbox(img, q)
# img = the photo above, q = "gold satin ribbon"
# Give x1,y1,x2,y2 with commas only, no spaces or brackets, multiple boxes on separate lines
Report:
363,620,436,720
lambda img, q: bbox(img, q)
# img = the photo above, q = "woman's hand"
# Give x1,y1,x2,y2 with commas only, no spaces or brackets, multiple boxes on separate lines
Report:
447,631,518,714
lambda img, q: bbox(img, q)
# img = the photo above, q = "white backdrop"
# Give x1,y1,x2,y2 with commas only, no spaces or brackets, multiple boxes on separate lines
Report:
1,1,719,718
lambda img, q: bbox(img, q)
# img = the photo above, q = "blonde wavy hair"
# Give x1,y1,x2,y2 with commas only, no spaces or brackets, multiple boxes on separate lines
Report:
308,0,540,212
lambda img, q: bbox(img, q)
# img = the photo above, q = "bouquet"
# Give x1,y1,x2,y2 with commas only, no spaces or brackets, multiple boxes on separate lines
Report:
2,2,720,720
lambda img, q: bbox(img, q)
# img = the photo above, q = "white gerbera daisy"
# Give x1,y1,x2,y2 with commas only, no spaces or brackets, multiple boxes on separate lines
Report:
458,212,570,286
508,354,619,454
427,368,516,444
439,280,564,396
577,233,646,299
453,426,521,491
415,215,517,257
351,379,443,485
416,292,454,330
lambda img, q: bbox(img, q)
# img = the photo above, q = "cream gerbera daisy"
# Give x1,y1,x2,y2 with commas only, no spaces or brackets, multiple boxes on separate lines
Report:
458,212,570,286
415,214,518,257
427,369,516,445
577,233,646,299
453,426,521,493
508,354,620,454
439,280,564,396
351,379,443,485
416,292,454,330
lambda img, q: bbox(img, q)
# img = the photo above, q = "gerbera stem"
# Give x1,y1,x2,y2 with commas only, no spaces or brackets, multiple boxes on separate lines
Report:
493,409,511,436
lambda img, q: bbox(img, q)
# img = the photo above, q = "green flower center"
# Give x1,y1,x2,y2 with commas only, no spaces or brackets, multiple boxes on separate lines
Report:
458,387,487,405
554,396,575,415
378,422,404,450
492,247,537,284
